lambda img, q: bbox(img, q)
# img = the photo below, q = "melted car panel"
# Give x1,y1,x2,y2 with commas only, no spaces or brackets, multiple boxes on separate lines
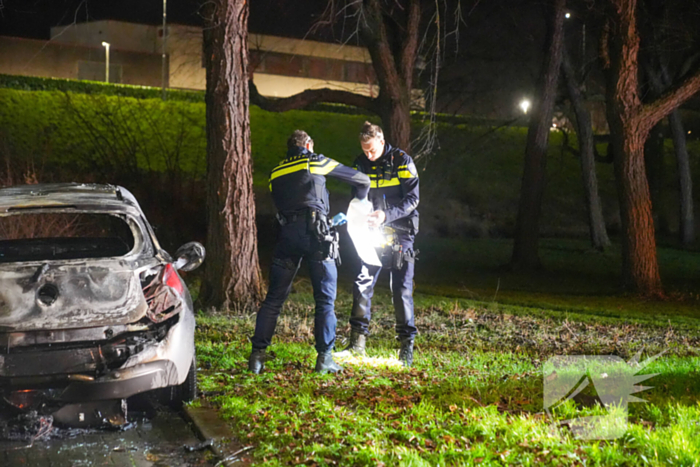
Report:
0,211,148,331
0,262,148,331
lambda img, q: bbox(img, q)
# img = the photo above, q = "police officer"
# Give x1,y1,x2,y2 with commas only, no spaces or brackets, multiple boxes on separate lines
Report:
249,130,370,374
336,122,419,367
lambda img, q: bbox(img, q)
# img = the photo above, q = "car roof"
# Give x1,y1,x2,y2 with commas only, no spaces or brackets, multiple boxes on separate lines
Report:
0,183,145,215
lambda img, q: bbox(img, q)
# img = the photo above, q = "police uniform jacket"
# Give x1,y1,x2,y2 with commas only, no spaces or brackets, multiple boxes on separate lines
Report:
353,143,419,234
270,146,370,217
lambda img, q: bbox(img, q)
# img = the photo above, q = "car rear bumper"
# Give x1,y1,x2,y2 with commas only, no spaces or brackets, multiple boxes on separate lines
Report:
58,360,179,401
0,309,195,402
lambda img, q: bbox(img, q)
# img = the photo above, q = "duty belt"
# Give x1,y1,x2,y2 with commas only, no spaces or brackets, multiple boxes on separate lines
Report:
276,209,309,226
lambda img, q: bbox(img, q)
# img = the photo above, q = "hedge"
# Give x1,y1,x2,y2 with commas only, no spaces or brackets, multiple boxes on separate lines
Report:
0,74,508,125
3,85,698,240
0,74,205,103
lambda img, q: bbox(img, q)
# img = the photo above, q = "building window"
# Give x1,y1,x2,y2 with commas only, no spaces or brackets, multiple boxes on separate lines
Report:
250,50,375,85
345,62,375,85
263,53,304,77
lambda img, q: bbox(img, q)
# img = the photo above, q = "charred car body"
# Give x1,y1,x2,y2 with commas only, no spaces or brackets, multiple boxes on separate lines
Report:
0,184,204,425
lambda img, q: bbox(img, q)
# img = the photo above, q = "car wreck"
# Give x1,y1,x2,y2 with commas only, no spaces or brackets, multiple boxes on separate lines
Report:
0,183,205,427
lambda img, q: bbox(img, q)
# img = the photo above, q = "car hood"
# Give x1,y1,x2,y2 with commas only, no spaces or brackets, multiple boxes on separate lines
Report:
0,260,148,332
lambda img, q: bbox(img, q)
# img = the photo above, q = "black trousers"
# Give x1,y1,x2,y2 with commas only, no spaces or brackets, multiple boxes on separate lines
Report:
349,233,417,340
251,220,338,353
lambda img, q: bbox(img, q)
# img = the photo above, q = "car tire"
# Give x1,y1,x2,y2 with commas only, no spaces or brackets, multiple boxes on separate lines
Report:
162,356,197,408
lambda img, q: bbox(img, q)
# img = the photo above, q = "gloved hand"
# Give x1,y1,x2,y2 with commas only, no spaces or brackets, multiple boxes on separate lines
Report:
331,212,347,227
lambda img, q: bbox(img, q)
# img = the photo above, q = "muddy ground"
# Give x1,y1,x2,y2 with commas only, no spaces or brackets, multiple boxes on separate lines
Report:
0,396,216,467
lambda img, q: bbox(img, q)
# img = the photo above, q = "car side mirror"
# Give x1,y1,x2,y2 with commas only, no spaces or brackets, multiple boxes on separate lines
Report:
173,242,206,272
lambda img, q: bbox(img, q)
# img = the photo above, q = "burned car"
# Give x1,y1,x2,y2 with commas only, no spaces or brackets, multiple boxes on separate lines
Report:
0,184,204,426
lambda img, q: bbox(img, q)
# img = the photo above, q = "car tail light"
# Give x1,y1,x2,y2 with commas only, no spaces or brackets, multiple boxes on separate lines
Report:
139,263,184,323
162,264,184,295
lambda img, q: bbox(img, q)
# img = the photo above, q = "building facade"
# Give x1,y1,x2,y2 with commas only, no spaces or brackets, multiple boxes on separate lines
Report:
0,20,377,99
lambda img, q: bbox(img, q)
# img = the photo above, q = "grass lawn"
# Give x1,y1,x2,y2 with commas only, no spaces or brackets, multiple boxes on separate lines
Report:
194,285,700,465
191,237,700,466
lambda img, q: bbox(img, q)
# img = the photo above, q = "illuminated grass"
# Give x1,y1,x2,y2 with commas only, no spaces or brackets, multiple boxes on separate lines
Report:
195,289,700,466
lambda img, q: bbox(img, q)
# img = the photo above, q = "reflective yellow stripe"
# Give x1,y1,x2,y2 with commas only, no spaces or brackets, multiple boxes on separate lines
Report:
271,158,309,174
371,178,400,188
269,161,309,181
309,160,339,175
398,170,416,179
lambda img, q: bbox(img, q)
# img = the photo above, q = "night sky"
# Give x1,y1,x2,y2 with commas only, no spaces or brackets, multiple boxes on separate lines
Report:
0,0,330,40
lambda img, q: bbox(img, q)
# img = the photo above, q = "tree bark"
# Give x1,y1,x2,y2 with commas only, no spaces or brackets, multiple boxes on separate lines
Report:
605,0,660,294
604,0,700,294
511,0,566,270
200,0,264,310
668,108,695,246
379,93,412,152
562,50,611,250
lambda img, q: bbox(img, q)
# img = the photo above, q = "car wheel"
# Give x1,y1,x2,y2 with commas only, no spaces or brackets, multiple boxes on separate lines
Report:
162,356,197,408
179,356,198,403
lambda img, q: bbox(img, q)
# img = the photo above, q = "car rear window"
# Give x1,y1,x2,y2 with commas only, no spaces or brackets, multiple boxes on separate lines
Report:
0,212,136,262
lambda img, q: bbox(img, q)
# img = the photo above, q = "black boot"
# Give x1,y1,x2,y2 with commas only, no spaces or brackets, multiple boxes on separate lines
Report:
399,338,414,367
334,330,366,358
315,351,343,374
248,349,268,374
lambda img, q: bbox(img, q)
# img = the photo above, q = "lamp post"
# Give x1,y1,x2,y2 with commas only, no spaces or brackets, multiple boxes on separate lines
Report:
101,41,110,83
161,0,167,100
564,11,586,78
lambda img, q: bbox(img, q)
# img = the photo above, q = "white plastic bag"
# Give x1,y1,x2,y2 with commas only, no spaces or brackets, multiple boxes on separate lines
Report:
346,198,382,266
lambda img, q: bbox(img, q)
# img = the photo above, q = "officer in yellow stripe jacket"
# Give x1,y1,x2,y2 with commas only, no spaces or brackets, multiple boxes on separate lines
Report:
336,122,420,367
249,130,370,374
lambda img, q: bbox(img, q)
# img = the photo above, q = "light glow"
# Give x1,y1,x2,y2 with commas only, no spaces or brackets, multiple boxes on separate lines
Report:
519,99,531,114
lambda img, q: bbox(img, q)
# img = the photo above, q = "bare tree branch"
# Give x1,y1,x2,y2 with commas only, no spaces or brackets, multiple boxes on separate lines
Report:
249,79,378,113
638,70,700,131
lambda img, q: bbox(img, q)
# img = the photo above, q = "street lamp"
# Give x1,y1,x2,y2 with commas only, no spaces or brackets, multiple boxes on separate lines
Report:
519,99,531,114
161,0,168,100
101,41,110,83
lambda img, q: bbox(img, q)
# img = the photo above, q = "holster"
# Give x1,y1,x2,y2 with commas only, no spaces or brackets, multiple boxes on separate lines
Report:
308,209,341,265
382,244,419,270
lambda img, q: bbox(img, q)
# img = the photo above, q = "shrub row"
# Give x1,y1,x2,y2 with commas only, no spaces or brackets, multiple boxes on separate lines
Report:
0,74,204,103
2,85,698,244
0,74,508,125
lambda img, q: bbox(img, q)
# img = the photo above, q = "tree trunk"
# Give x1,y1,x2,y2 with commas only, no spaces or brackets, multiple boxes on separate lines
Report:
668,109,695,246
605,0,662,295
643,123,668,234
360,0,419,152
562,50,611,250
604,0,700,294
200,0,264,310
609,122,660,293
511,0,566,270
380,94,412,151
